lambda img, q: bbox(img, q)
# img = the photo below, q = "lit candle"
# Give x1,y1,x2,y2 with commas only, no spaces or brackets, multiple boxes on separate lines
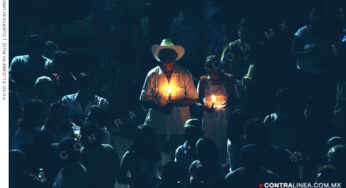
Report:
167,85,172,101
211,94,216,108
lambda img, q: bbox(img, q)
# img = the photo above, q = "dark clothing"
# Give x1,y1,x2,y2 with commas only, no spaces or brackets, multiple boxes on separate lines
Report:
81,144,120,188
52,162,89,188
174,141,196,171
224,167,279,188
188,160,228,188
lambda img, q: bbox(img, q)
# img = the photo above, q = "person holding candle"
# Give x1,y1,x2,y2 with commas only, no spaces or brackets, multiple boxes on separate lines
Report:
197,55,240,162
139,39,199,153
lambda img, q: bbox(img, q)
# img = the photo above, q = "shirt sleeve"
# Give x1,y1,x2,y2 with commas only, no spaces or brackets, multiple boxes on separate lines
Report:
184,72,199,100
139,74,153,101
294,26,307,38
196,80,201,96
9,56,23,82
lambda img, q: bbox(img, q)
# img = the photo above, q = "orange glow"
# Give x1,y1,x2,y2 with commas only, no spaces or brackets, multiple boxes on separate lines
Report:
205,95,227,109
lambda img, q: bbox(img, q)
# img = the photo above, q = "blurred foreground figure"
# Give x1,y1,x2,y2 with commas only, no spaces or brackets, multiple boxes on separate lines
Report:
118,126,161,188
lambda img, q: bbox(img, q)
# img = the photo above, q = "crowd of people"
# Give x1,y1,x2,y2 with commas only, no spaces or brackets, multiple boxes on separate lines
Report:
9,0,346,188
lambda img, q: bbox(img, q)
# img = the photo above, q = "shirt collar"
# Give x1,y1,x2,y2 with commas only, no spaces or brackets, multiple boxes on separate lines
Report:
157,64,183,74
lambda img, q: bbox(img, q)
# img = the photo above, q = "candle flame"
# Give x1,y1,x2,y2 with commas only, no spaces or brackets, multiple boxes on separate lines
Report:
167,86,172,94
212,95,216,102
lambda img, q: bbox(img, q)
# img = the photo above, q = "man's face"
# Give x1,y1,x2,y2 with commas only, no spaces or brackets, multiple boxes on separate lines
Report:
161,61,175,73
205,61,221,80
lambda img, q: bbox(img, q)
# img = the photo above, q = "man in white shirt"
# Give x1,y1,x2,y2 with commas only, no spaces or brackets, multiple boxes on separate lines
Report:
9,34,53,105
140,39,198,152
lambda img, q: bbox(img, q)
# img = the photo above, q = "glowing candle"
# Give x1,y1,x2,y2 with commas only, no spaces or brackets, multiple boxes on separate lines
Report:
211,94,216,108
167,85,172,101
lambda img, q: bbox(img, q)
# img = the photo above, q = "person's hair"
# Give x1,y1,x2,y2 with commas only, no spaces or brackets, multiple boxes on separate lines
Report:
185,118,202,129
184,125,203,143
184,119,203,142
315,165,339,182
80,124,102,147
196,138,219,164
44,41,58,53
327,136,344,150
158,48,178,63
327,144,346,167
17,99,45,131
161,161,182,184
34,76,53,89
240,144,260,168
130,125,161,162
205,55,221,71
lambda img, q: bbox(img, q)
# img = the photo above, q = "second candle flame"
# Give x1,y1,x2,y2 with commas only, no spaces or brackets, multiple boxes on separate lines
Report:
212,95,216,103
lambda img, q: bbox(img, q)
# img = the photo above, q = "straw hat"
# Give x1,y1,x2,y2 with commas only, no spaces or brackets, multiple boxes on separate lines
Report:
151,39,185,62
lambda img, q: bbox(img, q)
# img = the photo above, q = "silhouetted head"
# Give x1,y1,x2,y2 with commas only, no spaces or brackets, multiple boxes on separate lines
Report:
52,50,72,73
47,101,68,129
25,34,44,58
85,105,109,127
327,136,344,151
205,55,222,80
34,76,54,101
158,48,178,64
43,40,59,59
77,72,97,98
240,144,260,169
196,138,219,165
184,119,203,143
158,48,177,73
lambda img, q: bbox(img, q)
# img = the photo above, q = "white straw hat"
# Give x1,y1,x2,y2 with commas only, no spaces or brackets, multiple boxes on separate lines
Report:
151,39,185,62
